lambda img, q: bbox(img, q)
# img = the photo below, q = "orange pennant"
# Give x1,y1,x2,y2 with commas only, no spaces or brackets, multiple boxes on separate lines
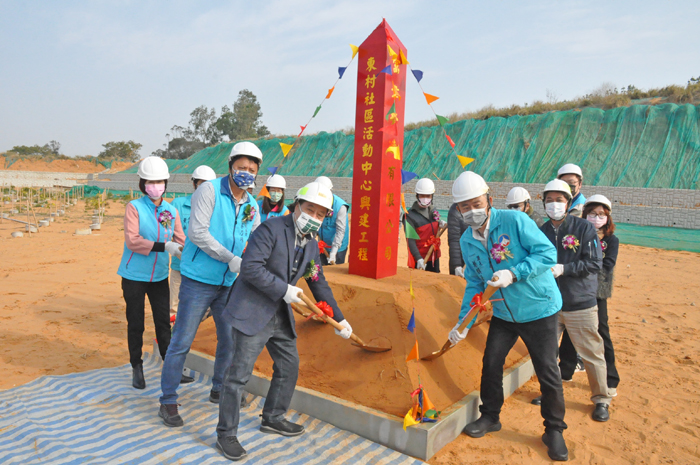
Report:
257,185,270,199
401,192,407,214
424,93,439,105
326,86,335,99
406,340,419,362
446,135,456,148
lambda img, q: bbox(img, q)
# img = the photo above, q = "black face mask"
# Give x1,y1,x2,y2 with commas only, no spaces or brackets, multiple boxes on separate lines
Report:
568,184,578,196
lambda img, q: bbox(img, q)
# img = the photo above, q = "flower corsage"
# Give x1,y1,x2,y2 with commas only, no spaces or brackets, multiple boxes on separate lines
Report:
242,204,256,223
158,211,173,230
490,235,513,264
562,235,580,252
303,260,320,282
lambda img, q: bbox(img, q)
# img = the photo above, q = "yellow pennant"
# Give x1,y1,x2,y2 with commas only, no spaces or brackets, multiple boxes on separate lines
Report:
399,49,409,65
387,45,397,58
457,155,475,168
279,143,294,157
403,409,420,430
410,282,415,298
350,44,359,59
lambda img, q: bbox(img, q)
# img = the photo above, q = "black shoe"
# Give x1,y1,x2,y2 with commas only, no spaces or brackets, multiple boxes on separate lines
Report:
531,395,542,406
464,416,501,438
180,374,195,384
132,364,146,390
575,356,585,373
158,403,184,427
592,403,610,422
216,436,247,461
209,389,220,404
260,418,305,437
542,430,569,461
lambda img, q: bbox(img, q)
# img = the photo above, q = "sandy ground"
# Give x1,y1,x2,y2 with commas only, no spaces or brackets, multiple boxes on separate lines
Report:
0,156,135,173
1,200,699,463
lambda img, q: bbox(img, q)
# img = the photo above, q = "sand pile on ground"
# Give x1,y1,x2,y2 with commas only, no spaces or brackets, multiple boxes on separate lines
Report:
0,156,135,173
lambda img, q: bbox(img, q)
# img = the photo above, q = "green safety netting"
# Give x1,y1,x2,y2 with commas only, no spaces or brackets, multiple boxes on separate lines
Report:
614,223,700,253
69,185,104,197
121,103,700,189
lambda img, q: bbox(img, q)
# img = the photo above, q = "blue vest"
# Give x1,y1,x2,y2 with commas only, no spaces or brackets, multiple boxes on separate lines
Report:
117,196,178,283
180,177,257,287
169,195,191,272
257,199,289,222
318,194,349,251
569,192,586,212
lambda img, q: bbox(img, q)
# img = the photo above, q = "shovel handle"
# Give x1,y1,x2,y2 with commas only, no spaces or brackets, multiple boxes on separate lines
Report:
297,292,366,346
423,225,447,262
456,284,499,332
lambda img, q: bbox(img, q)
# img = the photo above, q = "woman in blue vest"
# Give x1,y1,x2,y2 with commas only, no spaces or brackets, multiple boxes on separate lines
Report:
314,176,349,265
257,174,289,222
117,156,185,390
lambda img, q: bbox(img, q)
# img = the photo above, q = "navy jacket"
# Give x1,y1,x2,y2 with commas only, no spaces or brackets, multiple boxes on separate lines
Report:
223,214,344,337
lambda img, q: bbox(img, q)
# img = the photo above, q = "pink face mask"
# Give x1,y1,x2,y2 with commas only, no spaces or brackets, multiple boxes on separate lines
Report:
145,183,166,199
587,214,608,230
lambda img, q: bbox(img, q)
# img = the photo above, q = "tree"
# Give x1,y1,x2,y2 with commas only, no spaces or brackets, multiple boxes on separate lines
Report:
98,140,142,162
10,145,52,156
186,105,223,145
47,140,61,155
152,137,206,160
215,89,270,141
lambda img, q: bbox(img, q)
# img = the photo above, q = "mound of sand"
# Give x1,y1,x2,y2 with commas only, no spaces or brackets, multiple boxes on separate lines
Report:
0,156,135,173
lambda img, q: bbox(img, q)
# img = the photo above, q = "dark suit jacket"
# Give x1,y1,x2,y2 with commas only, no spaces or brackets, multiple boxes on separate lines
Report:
223,214,344,337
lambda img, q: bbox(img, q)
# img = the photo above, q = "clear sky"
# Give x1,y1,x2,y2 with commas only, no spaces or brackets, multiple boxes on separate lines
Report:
1,1,698,158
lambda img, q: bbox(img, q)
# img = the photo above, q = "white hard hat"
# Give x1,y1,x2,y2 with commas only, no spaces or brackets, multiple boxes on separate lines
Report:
229,141,263,163
295,182,333,210
557,163,583,178
266,174,286,189
314,176,333,190
138,156,170,180
584,194,612,210
452,171,489,203
543,179,572,200
191,165,216,182
415,178,435,195
506,187,531,206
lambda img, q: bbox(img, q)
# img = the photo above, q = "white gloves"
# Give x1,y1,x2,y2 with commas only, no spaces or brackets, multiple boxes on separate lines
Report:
455,266,464,278
551,264,564,278
439,220,447,228
228,256,242,274
165,241,182,258
448,322,469,346
329,247,338,265
334,319,353,339
487,270,514,288
416,259,426,270
283,285,303,304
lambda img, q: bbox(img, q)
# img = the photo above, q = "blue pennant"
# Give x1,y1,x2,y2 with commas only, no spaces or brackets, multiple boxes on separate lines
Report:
380,64,392,75
411,69,423,83
407,309,416,333
338,66,347,79
401,169,418,185
268,167,278,175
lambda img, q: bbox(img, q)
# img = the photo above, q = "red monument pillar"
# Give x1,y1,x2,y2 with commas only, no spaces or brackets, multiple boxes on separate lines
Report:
348,20,407,279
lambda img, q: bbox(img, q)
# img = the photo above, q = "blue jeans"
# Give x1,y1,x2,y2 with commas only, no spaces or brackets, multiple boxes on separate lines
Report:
217,306,299,438
159,275,233,405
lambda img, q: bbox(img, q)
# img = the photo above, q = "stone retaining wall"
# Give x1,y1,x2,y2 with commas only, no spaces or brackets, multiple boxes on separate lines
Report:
0,170,90,188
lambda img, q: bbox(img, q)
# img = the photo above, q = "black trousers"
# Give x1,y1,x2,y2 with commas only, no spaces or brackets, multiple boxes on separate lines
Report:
480,313,567,432
559,298,619,388
425,257,440,273
319,248,347,266
122,277,171,367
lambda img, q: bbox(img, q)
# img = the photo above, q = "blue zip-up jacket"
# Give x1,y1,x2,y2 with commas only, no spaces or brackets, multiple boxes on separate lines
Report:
180,177,257,287
460,208,562,326
170,195,191,272
569,192,586,216
318,194,349,252
257,199,289,222
117,196,178,283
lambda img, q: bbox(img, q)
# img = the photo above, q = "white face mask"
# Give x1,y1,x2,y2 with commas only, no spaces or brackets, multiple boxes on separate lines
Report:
418,197,432,207
462,208,488,228
545,202,568,220
296,211,322,235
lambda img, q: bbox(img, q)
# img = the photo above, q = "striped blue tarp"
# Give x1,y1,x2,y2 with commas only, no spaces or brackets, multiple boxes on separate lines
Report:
0,353,422,465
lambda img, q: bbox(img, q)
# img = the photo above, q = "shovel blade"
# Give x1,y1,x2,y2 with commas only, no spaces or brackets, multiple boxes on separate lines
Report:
350,342,392,353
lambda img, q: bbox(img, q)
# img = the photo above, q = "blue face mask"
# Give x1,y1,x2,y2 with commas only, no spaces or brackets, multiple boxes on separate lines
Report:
231,170,256,189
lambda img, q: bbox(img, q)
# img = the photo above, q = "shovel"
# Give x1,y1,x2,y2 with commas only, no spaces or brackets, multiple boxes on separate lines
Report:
423,225,447,264
297,292,392,353
290,302,325,322
421,283,499,361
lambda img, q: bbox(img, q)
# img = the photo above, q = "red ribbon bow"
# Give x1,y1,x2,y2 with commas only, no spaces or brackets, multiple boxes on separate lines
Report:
425,235,441,248
318,240,330,255
308,301,334,321
470,292,489,313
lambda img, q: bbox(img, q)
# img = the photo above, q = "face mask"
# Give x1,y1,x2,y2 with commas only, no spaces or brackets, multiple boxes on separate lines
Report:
231,170,256,189
568,184,578,196
269,191,283,203
545,202,568,220
296,211,322,235
145,183,165,199
418,197,432,207
587,214,608,230
462,208,488,228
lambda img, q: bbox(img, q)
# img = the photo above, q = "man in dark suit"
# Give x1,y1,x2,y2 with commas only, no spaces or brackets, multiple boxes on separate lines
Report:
215,181,353,461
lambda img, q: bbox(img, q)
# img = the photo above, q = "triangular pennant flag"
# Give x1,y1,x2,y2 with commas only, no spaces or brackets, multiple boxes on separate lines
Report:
267,167,278,175
387,45,397,58
401,192,407,214
349,44,359,59
279,142,294,157
298,125,307,137
338,67,347,79
380,64,392,75
436,115,449,126
422,389,436,413
405,221,420,240
403,409,420,430
411,69,423,82
378,124,398,137
385,102,397,120
445,134,456,148
401,169,418,185
410,282,415,299
399,49,409,65
424,93,439,105
257,185,270,199
457,155,475,168
406,340,419,362
313,105,322,118
326,87,335,99
407,309,416,333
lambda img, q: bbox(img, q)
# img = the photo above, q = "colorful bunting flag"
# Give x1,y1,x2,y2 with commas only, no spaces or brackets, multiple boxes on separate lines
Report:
257,185,270,199
401,192,407,214
267,167,278,175
445,134,456,148
401,169,418,185
385,102,397,120
407,309,416,333
387,45,398,58
457,155,475,168
378,124,398,137
410,282,415,298
350,44,359,59
298,125,307,137
326,87,335,99
313,105,322,118
338,66,347,79
399,49,409,65
405,221,420,240
403,410,421,430
424,93,439,105
279,142,294,157
405,340,419,362
411,69,423,82
436,115,449,126
380,64,392,75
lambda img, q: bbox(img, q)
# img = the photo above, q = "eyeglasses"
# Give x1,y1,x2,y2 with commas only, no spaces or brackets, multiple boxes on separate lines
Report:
507,204,522,210
587,214,607,220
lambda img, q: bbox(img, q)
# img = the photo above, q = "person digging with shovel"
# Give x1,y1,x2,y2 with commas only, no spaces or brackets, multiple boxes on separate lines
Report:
447,171,570,462
214,181,353,461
